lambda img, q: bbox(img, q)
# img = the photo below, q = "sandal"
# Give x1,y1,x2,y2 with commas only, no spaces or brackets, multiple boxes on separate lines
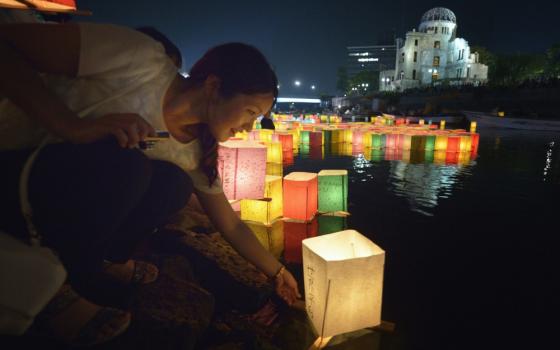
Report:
31,284,131,346
103,259,159,285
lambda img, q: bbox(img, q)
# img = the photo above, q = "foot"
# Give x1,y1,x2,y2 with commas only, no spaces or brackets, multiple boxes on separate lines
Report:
103,259,159,285
39,284,131,346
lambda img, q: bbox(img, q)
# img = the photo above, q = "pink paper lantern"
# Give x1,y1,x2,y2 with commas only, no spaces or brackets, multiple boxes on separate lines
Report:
217,140,267,201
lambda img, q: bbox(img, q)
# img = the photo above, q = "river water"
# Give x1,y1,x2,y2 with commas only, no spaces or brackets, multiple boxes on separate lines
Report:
280,128,560,349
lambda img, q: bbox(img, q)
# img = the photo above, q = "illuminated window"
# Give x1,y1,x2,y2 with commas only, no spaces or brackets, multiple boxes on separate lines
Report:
433,56,440,67
413,51,417,62
434,41,440,49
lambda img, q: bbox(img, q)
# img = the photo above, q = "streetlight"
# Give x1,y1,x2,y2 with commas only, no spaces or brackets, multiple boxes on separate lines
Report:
311,85,316,90
294,80,301,86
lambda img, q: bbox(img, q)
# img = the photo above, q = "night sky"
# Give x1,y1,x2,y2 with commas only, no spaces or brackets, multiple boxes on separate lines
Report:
77,0,560,96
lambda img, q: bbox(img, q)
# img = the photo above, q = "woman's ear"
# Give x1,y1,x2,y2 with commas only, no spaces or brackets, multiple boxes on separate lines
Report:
203,74,221,100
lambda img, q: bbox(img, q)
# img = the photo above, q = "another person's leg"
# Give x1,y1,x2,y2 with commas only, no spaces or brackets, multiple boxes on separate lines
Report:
27,139,156,285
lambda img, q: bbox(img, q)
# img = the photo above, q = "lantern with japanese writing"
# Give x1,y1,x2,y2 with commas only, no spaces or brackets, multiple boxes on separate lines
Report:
318,170,348,213
218,140,267,201
302,230,385,338
283,172,318,222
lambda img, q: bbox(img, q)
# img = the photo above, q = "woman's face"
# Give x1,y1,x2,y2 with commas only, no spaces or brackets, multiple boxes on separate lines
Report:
208,92,275,142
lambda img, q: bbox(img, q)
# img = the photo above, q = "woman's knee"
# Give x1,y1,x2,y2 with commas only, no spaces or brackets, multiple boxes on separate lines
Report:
150,160,193,212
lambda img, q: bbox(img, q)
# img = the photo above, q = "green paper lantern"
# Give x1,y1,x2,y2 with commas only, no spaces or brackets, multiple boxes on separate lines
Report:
318,170,348,212
300,131,310,144
424,149,434,163
318,215,347,235
425,135,436,152
370,149,383,162
323,130,332,145
371,134,382,149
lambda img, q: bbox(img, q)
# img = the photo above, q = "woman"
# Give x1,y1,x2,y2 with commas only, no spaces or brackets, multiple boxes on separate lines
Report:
0,22,300,344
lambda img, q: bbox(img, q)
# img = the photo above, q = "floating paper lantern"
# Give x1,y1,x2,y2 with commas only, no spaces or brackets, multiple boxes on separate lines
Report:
368,149,383,162
435,135,448,151
446,136,460,153
246,221,284,259
272,132,294,152
434,150,447,165
424,149,434,163
459,135,472,153
283,172,318,222
318,170,348,213
283,149,294,166
401,134,412,150
310,131,323,147
371,134,383,149
240,175,283,225
425,135,436,152
317,215,347,235
471,133,480,154
419,119,425,125
300,131,310,144
440,120,446,130
266,141,283,164
411,135,426,152
218,140,267,201
302,230,385,338
284,219,318,264
385,134,397,149
266,162,283,177
458,152,471,166
470,121,477,133
445,151,459,164
310,145,324,160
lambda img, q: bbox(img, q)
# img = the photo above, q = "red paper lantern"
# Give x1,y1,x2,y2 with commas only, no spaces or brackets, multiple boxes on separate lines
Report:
272,133,294,152
309,131,323,147
283,172,318,222
447,136,461,153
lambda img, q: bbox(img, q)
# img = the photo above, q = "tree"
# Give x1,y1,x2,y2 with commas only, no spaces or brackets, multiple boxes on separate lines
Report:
545,44,560,78
490,53,545,86
470,45,497,76
347,70,379,96
336,67,349,94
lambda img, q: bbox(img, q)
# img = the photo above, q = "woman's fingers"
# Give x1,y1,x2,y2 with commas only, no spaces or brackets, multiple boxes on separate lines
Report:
109,127,129,148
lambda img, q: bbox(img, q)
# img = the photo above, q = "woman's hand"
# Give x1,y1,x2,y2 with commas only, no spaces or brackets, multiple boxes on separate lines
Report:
274,268,302,306
60,113,156,148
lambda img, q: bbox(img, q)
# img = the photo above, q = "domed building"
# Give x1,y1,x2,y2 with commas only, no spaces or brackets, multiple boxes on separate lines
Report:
379,7,488,91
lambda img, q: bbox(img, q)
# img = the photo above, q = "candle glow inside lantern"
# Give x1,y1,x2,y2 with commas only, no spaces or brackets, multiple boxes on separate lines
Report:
240,175,283,225
303,230,385,338
218,140,267,201
272,132,294,152
266,141,283,164
318,170,348,213
283,172,318,222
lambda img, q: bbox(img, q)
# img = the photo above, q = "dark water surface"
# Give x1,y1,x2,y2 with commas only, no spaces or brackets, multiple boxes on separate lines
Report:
283,128,560,349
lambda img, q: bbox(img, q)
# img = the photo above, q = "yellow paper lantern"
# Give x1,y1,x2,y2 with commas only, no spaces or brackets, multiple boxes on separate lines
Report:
246,220,284,259
440,120,446,130
240,175,283,225
434,150,447,164
266,141,283,164
459,135,472,153
266,162,283,177
401,134,412,151
470,121,477,133
303,230,385,338
419,119,425,125
435,135,448,151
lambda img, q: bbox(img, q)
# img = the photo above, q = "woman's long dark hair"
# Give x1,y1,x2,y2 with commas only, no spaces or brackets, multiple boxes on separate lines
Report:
186,43,278,187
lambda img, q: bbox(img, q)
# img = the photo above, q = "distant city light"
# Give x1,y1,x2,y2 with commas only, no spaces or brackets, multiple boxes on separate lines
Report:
358,58,379,62
277,97,321,103
294,80,301,86
311,85,316,90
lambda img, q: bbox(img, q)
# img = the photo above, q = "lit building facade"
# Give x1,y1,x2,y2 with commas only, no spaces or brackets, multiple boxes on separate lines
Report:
380,7,488,91
346,45,397,78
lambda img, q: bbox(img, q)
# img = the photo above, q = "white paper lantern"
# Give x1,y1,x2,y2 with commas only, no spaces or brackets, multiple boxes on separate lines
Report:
302,230,385,338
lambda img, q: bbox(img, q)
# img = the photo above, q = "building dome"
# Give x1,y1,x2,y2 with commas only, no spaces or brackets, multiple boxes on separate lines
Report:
421,7,456,23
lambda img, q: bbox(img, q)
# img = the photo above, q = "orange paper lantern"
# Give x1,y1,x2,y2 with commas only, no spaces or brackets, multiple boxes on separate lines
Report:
283,172,318,222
